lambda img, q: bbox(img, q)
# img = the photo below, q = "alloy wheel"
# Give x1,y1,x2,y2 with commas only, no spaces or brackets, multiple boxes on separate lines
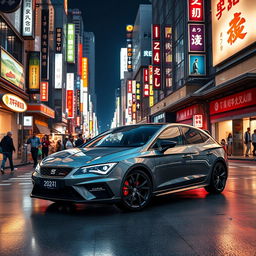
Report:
213,163,227,192
121,170,152,210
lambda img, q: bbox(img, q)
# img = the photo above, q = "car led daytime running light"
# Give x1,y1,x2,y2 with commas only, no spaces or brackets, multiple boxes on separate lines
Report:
74,163,117,176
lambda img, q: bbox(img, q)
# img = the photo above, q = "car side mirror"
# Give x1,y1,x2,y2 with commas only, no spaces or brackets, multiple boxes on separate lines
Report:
156,139,177,153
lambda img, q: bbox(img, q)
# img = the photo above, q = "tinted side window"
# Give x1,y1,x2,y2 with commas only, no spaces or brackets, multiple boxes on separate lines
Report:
200,132,210,142
182,127,204,144
158,127,184,145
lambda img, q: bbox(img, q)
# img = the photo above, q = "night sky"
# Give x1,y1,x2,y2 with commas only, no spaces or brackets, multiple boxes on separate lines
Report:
69,0,150,132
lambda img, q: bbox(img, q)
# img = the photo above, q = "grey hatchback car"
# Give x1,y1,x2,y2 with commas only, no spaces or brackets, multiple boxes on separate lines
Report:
31,124,228,211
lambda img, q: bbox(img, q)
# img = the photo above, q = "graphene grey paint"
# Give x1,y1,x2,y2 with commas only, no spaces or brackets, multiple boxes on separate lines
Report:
31,124,227,204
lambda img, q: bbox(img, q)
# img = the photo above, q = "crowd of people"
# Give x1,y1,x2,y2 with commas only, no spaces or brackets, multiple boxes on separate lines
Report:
220,128,256,157
0,132,91,174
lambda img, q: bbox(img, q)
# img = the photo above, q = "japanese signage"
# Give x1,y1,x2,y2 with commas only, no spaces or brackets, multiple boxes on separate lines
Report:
143,68,149,97
55,53,63,89
27,104,55,118
66,73,74,118
40,81,48,102
120,48,128,80
132,80,136,121
152,24,161,89
28,52,40,91
0,48,24,90
209,88,256,115
211,0,256,66
149,65,154,107
165,26,172,89
188,24,205,52
78,44,83,76
136,82,141,110
67,24,75,63
188,0,204,22
55,28,62,53
23,116,33,126
193,115,203,128
82,57,88,87
126,25,133,72
189,54,206,76
176,104,203,122
22,0,34,37
127,80,133,123
41,9,49,79
1,94,27,113
0,0,21,13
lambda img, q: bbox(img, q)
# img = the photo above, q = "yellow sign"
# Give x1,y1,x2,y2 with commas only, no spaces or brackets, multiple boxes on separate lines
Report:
82,57,88,87
149,85,154,107
29,52,40,90
211,0,256,66
2,94,27,113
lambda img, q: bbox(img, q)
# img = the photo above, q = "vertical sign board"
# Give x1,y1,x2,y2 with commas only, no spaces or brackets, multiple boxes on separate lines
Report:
193,114,203,128
66,73,74,119
143,68,149,97
82,57,88,87
67,24,75,63
22,0,34,38
28,52,40,91
188,0,204,22
188,0,206,77
148,65,154,107
165,27,172,88
76,78,81,116
78,44,83,76
55,53,63,89
136,82,141,110
126,25,134,72
40,81,48,102
55,27,62,53
127,80,133,123
152,25,161,89
41,9,49,80
132,80,136,121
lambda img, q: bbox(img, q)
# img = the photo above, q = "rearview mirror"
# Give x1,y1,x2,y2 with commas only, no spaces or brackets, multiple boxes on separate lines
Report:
156,139,177,153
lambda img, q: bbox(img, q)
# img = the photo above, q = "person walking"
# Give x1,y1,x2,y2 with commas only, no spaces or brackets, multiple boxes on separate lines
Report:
244,127,252,157
252,129,256,156
56,140,63,152
75,134,84,147
65,136,74,149
227,133,233,156
41,135,50,159
0,131,16,174
27,133,41,168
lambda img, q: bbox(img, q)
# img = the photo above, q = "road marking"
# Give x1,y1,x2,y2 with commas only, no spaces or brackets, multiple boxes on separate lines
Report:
0,183,11,186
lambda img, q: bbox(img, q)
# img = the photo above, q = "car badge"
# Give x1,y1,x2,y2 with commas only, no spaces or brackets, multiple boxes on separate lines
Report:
51,169,57,175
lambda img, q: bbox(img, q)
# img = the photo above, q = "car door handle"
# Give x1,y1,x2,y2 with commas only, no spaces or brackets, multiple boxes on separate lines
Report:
206,151,213,156
182,154,192,159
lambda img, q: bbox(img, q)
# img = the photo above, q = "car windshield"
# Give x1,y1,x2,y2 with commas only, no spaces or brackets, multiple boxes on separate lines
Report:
85,125,162,148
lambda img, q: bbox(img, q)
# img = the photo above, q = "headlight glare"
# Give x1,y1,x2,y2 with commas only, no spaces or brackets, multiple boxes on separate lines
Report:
74,163,117,175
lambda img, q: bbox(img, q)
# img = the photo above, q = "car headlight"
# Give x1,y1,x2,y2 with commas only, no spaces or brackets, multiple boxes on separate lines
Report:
35,163,41,174
74,163,117,176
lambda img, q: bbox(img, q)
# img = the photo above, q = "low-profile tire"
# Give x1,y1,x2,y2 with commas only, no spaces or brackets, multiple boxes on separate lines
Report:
205,161,227,194
117,170,153,211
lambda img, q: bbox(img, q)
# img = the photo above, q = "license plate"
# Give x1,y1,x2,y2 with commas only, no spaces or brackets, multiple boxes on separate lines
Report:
42,180,58,190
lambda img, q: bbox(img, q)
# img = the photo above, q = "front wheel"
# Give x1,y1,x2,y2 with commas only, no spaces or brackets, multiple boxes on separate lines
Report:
205,162,227,194
117,170,153,211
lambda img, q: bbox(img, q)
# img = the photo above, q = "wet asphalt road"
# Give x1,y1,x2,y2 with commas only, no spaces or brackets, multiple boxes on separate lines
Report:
0,161,256,256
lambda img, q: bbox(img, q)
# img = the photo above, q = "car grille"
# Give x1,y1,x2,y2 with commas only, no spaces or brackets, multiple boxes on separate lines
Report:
32,184,85,201
40,167,73,177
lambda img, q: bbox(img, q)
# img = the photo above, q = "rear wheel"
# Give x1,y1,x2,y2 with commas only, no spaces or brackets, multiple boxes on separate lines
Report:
205,162,227,193
117,170,153,211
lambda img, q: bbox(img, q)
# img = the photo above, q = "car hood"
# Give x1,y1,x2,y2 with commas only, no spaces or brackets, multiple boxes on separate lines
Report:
41,147,141,168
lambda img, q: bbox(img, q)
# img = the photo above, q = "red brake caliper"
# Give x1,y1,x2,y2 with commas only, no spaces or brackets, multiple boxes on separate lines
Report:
123,181,129,196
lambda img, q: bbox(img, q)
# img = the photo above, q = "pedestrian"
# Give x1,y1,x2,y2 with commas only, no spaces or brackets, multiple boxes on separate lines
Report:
75,134,84,147
65,136,74,149
227,133,233,156
252,129,256,157
63,137,68,149
221,139,226,152
0,131,17,174
244,127,251,157
56,140,63,152
41,134,50,159
27,132,41,168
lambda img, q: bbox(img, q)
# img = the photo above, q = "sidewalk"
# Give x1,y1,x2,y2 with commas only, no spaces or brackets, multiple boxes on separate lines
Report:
228,155,256,161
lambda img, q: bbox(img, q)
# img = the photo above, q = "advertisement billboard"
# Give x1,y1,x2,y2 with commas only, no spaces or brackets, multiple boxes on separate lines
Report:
188,0,204,22
55,28,62,53
67,24,75,63
28,51,40,91
55,53,63,89
0,48,24,90
211,0,256,66
82,57,88,87
41,9,49,79
40,81,48,102
189,54,206,76
66,73,74,118
188,24,205,52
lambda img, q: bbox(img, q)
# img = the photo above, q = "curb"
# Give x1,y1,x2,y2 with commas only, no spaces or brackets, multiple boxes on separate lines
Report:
228,158,256,162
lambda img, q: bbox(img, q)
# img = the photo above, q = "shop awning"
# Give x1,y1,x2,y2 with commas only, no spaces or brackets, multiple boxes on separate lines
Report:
26,103,55,118
35,123,51,135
